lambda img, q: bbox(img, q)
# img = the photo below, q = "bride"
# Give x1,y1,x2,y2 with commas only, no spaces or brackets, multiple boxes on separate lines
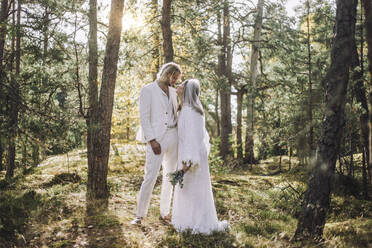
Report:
171,78,229,234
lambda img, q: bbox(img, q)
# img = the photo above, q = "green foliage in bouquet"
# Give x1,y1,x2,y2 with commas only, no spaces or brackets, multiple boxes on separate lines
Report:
167,170,185,188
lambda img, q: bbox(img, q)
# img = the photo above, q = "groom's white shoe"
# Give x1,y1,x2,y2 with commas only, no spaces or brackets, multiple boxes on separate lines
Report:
130,217,143,225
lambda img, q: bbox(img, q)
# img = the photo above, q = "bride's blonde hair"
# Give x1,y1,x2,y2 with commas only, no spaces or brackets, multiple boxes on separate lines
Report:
183,79,204,115
157,62,182,83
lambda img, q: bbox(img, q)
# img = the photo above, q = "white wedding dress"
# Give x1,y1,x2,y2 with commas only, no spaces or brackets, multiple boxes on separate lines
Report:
171,106,229,234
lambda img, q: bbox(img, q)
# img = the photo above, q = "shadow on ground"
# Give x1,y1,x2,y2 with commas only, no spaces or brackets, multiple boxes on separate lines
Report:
84,198,129,248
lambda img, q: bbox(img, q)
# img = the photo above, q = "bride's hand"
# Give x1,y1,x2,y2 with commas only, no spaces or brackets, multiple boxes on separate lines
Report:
182,161,190,173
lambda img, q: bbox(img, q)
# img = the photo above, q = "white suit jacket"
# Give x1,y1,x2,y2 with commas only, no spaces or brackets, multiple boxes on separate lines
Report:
136,81,178,143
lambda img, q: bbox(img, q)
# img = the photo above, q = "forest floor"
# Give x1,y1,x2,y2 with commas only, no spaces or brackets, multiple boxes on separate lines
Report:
1,143,372,248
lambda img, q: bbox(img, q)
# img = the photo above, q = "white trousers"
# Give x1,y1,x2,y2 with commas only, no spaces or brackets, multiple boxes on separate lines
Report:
136,128,178,218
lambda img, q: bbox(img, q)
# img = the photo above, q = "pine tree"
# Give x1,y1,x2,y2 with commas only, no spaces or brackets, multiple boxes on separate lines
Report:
295,0,357,240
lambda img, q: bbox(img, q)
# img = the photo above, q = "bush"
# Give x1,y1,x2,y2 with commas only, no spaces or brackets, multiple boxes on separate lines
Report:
0,190,42,241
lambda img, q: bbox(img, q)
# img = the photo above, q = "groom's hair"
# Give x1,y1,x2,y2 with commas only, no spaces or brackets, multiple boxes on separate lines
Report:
157,62,182,82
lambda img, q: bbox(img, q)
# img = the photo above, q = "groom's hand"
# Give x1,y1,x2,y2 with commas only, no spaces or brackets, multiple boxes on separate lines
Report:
150,140,161,155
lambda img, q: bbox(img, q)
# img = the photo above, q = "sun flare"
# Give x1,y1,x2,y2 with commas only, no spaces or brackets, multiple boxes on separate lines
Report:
122,10,145,31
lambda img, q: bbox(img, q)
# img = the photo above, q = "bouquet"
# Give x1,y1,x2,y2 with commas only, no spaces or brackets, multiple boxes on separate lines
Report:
167,169,185,188
167,160,199,188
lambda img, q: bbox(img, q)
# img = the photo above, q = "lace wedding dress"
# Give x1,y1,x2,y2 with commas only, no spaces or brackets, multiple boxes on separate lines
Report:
171,106,229,234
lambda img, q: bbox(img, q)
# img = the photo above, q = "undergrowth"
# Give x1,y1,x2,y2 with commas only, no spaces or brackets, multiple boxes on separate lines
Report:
0,146,371,248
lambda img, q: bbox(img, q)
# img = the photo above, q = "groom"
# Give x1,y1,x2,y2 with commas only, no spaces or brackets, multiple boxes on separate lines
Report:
131,62,182,225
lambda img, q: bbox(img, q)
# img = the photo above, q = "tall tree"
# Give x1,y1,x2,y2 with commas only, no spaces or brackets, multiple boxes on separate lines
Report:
161,0,173,63
151,0,160,80
305,0,314,155
352,0,369,199
236,88,245,160
363,0,372,184
294,0,357,240
218,0,232,159
0,0,9,172
0,0,7,67
86,0,125,200
86,0,99,198
43,3,49,60
245,0,264,164
215,88,220,136
6,0,21,179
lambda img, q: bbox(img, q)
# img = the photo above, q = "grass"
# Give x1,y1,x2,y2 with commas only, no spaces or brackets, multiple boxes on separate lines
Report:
0,145,371,248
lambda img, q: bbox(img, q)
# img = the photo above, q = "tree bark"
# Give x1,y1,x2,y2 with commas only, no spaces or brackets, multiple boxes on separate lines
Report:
0,0,8,66
351,0,369,198
245,0,263,164
87,0,124,200
294,0,357,240
219,1,232,159
0,135,3,171
215,88,220,136
32,143,39,167
306,0,314,155
6,0,20,179
86,0,99,198
21,135,26,171
1,0,11,173
88,0,98,114
43,4,48,61
217,6,224,153
151,0,160,80
0,1,8,153
161,0,173,63
236,90,244,160
362,0,372,184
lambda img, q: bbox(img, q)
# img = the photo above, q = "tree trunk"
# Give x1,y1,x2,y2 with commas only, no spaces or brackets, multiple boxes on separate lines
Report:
349,95,354,178
6,0,20,179
352,38,369,196
357,0,369,199
289,145,292,171
86,0,99,198
151,0,160,80
0,1,8,167
306,0,314,156
217,5,225,155
161,0,173,63
43,4,48,61
32,143,39,167
7,0,14,74
215,88,220,136
362,146,369,199
362,0,372,184
245,0,264,164
0,135,3,171
88,0,98,113
294,0,357,240
337,154,342,174
87,0,124,200
0,0,8,66
219,1,232,159
0,0,9,172
236,90,244,160
21,135,26,171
